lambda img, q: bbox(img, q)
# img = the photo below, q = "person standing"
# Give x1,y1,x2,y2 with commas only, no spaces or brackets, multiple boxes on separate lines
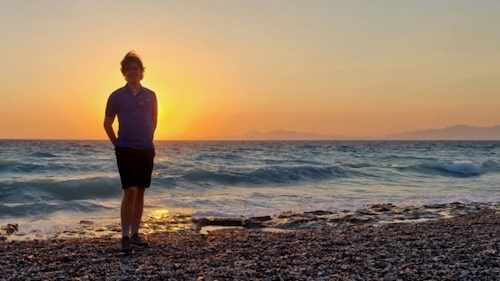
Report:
104,51,158,254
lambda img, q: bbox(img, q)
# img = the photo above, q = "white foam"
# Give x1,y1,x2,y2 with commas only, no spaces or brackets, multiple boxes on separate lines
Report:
440,160,483,176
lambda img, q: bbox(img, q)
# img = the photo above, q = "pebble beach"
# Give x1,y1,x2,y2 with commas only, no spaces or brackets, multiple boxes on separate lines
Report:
1,203,499,281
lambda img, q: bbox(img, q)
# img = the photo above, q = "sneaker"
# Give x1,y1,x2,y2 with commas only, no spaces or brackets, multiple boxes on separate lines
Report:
130,234,149,249
121,236,132,254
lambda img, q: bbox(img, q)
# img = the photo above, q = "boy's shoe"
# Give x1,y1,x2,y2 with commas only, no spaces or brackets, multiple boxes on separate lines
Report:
130,234,149,249
121,236,132,254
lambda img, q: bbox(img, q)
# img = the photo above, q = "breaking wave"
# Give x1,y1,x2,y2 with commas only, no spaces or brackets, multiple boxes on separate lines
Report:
180,165,346,186
396,160,499,177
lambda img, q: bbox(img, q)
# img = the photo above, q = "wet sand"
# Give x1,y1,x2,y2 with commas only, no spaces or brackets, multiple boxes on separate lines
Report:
1,204,499,280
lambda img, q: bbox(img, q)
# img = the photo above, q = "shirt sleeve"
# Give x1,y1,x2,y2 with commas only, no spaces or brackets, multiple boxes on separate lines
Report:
152,92,158,120
105,93,118,118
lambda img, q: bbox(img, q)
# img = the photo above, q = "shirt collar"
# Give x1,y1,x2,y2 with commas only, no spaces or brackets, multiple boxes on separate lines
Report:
122,85,144,96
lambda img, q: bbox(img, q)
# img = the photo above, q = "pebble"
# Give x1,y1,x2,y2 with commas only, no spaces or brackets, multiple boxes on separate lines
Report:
0,203,499,280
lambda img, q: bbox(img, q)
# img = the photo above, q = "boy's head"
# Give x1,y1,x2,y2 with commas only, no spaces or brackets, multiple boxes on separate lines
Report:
120,51,145,77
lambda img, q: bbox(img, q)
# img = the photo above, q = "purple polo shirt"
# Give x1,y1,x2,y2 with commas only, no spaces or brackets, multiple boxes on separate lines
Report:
105,85,157,149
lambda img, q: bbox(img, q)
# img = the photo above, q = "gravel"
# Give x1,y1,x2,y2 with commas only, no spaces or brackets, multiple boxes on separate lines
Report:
1,210,498,280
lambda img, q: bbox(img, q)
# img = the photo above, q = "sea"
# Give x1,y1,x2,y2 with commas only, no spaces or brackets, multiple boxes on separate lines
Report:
1,140,499,234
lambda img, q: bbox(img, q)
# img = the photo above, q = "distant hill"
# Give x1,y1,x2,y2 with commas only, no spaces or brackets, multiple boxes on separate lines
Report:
385,125,500,140
243,125,500,141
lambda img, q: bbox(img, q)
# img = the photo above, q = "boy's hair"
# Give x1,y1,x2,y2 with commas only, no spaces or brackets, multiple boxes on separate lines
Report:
120,51,145,75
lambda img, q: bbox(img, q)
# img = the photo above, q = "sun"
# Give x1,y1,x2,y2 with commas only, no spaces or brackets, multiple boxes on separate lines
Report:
151,85,173,140
143,54,226,141
146,80,198,141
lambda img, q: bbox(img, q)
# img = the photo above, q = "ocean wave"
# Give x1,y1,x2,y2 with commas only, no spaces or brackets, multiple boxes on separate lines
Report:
0,159,50,173
438,161,483,176
482,160,500,172
383,155,437,161
263,158,325,166
2,160,113,175
180,165,346,186
344,163,373,169
29,151,59,158
396,160,495,177
0,177,121,202
0,201,112,219
194,153,244,162
0,160,20,172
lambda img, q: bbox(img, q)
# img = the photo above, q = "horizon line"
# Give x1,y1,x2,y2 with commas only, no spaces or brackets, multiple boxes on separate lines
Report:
1,138,499,142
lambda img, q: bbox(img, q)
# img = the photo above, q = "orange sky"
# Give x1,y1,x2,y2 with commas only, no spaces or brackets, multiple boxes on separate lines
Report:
1,1,500,140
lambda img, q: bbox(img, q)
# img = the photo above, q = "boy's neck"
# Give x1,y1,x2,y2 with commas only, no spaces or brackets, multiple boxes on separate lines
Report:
127,83,141,93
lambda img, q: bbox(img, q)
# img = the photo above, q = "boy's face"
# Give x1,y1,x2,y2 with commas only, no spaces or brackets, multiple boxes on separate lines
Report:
123,62,143,84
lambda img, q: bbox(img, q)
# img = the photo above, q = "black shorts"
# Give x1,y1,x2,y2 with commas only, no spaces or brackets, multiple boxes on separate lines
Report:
115,147,155,189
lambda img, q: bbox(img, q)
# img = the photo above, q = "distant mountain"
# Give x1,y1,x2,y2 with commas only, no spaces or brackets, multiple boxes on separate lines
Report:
244,130,350,140
385,125,500,140
243,125,500,141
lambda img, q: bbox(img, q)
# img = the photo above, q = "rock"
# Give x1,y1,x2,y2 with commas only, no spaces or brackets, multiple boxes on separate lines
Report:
248,216,272,222
1,224,19,235
194,218,243,227
242,219,265,229
370,203,396,212
304,210,332,216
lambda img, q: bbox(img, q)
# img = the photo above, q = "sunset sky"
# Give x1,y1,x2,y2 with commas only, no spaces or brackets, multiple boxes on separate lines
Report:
1,0,500,140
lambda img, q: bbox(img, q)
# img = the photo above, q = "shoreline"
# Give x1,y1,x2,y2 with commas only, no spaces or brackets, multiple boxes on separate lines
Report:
1,209,498,280
1,201,499,242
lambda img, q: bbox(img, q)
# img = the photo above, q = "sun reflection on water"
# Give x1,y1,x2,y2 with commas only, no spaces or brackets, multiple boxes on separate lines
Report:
142,208,196,234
